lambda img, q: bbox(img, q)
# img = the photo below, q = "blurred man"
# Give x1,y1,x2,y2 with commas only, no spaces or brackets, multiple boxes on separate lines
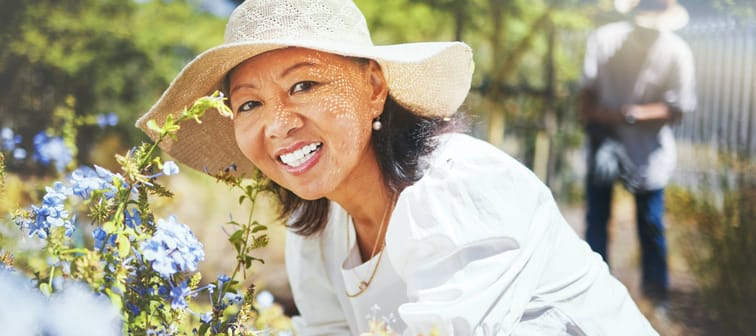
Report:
579,0,696,308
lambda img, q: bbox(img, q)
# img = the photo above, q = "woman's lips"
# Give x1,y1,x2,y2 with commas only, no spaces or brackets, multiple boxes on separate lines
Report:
277,142,323,175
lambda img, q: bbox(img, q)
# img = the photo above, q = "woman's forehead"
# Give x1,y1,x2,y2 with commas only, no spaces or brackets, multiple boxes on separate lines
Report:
233,47,353,75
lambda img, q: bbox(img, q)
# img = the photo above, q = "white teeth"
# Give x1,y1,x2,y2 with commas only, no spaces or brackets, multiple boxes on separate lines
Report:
280,142,322,167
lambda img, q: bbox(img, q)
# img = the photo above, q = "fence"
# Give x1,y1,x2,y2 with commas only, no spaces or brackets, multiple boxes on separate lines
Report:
674,19,756,191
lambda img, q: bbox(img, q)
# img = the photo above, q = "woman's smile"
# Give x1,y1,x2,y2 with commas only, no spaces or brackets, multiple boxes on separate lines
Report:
276,141,323,174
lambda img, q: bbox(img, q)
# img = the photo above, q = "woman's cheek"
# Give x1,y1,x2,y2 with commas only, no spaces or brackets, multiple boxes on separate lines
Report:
233,120,260,163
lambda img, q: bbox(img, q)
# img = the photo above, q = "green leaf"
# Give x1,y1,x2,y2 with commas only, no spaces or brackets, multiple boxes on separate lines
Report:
106,288,124,310
251,225,267,233
102,220,116,233
112,279,127,297
198,323,210,335
238,195,246,205
149,182,175,198
146,119,161,132
40,283,52,296
228,229,244,252
116,235,131,258
243,255,264,267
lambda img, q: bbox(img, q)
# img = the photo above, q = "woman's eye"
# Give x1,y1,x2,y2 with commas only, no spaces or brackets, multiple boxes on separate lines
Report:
237,101,261,113
290,81,317,94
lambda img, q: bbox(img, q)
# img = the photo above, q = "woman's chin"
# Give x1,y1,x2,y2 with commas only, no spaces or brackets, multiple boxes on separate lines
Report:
289,187,328,201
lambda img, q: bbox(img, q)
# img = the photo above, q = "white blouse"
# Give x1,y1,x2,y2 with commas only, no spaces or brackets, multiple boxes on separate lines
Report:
286,133,657,336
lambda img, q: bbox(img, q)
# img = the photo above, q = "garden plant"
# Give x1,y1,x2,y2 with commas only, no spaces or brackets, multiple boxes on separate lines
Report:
0,92,293,335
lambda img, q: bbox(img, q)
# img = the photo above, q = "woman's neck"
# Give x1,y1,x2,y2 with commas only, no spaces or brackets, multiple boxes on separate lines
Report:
329,150,395,261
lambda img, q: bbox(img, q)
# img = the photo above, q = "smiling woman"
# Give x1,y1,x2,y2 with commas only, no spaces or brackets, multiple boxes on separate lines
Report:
137,0,659,335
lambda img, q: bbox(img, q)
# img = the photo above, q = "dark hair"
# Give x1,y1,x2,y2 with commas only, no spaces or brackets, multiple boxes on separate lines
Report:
274,95,463,236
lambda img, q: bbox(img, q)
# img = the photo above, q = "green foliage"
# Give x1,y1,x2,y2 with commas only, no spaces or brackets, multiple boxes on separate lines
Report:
4,92,290,334
0,0,226,163
354,0,453,44
214,167,271,278
708,0,756,18
668,174,756,335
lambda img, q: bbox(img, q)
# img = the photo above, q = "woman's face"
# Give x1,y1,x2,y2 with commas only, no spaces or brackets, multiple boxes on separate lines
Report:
229,48,387,200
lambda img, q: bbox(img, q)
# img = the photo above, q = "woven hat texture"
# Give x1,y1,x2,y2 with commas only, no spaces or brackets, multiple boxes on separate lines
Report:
136,0,474,176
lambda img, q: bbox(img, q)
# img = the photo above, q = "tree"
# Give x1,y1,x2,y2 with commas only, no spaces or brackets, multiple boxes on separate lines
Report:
0,0,226,169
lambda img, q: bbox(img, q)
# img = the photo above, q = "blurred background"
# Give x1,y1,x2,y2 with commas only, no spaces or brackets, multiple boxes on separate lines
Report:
0,0,754,335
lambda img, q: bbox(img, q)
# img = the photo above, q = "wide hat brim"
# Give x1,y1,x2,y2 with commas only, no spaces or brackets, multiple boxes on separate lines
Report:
633,4,689,31
614,0,689,31
136,39,473,177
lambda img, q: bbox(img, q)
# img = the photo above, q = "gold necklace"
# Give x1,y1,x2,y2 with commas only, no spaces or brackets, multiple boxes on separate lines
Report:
345,193,396,298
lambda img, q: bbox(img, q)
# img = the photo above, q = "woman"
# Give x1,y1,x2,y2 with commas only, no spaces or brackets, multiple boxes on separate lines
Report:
138,0,658,335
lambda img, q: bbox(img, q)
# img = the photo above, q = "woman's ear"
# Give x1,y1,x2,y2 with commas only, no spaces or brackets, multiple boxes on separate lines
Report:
366,60,388,118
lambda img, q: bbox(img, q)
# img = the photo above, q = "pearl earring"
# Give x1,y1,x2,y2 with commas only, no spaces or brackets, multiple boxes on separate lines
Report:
372,117,382,131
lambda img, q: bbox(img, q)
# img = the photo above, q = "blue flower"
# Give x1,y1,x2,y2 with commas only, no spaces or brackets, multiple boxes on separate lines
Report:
222,292,243,306
70,166,109,199
1,127,22,151
33,131,73,172
140,216,205,278
256,290,274,308
94,165,128,191
124,208,142,228
158,280,215,312
1,269,121,335
96,112,118,128
12,148,26,160
199,312,213,323
69,165,124,200
217,274,230,286
126,302,140,316
162,161,179,176
18,182,74,238
167,280,191,310
146,161,180,179
92,227,116,252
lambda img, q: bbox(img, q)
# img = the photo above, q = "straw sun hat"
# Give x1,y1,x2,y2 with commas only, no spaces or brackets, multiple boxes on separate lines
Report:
137,0,474,176
614,0,690,31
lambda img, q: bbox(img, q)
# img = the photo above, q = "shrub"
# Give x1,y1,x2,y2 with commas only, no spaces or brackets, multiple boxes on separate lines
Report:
668,173,756,335
0,92,292,335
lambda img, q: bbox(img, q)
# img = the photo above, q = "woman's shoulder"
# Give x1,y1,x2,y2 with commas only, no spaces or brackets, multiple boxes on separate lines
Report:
392,133,551,242
386,133,557,279
429,133,513,165
421,133,543,188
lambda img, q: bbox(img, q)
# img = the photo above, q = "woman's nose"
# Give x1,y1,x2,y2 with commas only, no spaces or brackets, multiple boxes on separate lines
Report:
263,100,303,139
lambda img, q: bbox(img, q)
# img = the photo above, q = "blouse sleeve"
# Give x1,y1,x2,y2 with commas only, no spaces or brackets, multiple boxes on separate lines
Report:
581,30,599,91
386,134,653,335
666,35,697,115
285,229,351,335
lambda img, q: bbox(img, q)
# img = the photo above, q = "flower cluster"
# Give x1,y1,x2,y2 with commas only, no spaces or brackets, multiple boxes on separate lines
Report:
0,270,121,336
96,112,119,128
141,216,205,278
14,163,134,240
2,92,285,335
70,165,122,199
160,279,210,310
1,110,117,169
1,127,26,160
15,182,74,239
33,131,74,173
